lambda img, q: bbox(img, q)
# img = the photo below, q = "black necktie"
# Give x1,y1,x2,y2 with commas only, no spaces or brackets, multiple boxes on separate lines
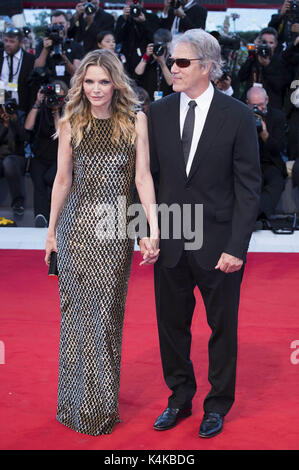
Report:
9,55,14,82
182,100,197,167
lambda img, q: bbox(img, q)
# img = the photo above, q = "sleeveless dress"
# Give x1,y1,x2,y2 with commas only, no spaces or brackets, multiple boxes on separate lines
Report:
56,116,136,435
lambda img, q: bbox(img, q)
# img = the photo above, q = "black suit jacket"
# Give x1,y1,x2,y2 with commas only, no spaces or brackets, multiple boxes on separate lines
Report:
0,50,35,114
160,3,207,32
148,88,261,270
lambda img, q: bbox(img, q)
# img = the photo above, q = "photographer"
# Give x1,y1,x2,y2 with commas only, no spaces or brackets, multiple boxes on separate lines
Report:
238,27,293,110
134,29,172,101
268,0,299,46
214,72,234,97
247,86,287,222
68,1,115,53
115,0,160,77
24,80,68,228
282,34,299,162
0,105,26,217
34,10,84,87
0,27,36,114
160,0,207,34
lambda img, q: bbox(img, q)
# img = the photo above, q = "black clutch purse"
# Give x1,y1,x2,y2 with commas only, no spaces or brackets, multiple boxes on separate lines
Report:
48,251,58,276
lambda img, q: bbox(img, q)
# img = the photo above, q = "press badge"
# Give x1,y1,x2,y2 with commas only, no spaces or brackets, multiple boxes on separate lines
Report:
154,91,163,101
55,65,65,76
6,82,18,93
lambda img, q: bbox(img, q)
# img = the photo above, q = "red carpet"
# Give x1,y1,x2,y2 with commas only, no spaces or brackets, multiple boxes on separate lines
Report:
0,250,299,450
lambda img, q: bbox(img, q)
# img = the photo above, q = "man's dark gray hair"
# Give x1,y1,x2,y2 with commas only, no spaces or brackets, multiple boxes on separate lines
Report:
171,29,223,81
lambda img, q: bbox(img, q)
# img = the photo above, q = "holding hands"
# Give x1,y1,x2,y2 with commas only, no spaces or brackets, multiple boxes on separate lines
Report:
139,235,160,266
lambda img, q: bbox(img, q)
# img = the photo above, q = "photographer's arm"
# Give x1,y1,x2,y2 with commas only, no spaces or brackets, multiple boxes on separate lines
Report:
135,43,153,75
45,120,73,264
34,37,52,69
24,90,43,131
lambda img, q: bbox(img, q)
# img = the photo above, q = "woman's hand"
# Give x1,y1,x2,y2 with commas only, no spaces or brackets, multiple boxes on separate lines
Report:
45,233,57,266
139,236,160,266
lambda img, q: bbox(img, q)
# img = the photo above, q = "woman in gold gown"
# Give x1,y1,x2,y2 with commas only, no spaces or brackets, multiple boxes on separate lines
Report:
44,49,159,436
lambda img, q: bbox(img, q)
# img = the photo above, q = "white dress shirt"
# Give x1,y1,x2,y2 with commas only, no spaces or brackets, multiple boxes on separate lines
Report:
1,48,23,103
180,81,214,176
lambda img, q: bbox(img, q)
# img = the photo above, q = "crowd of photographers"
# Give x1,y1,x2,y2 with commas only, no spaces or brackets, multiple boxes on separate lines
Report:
0,0,298,228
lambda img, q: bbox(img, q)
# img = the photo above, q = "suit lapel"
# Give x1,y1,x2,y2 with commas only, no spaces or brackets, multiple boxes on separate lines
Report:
187,88,228,181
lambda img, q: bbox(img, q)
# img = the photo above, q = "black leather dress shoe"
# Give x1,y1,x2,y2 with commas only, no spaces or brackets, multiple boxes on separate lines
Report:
199,412,224,438
153,407,192,431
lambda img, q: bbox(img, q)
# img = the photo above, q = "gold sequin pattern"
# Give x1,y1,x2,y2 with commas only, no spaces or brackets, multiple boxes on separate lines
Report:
56,117,136,435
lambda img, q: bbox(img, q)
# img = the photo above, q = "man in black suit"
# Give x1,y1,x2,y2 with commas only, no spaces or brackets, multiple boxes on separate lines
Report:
246,86,287,222
139,29,261,438
160,0,207,34
0,27,35,114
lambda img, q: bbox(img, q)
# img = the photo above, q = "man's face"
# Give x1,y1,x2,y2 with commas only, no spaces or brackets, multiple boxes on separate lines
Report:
4,35,22,55
261,33,277,55
51,14,69,36
171,42,209,98
247,94,268,114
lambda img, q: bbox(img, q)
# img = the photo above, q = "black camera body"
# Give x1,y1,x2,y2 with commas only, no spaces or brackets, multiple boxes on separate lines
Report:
45,24,65,63
41,84,64,109
23,26,31,38
84,2,97,15
4,98,18,115
257,42,271,59
130,0,143,18
288,0,299,23
253,104,266,133
153,42,166,57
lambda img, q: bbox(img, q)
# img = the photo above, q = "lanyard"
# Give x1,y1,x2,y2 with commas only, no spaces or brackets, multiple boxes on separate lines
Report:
6,50,23,82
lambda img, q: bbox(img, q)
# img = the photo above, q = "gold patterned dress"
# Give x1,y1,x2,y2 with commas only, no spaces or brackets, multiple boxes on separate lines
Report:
56,116,136,435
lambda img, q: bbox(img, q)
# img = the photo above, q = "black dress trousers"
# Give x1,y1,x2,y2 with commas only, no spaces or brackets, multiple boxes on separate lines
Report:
154,250,245,416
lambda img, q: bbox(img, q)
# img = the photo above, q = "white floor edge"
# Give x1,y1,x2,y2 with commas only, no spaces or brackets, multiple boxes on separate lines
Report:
1,227,299,252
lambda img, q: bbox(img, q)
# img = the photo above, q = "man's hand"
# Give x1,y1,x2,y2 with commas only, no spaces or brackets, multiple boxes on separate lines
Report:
174,6,186,18
133,12,146,23
163,0,171,14
281,0,291,16
257,55,271,67
43,37,53,50
139,237,160,266
215,252,243,273
259,118,269,142
75,2,85,17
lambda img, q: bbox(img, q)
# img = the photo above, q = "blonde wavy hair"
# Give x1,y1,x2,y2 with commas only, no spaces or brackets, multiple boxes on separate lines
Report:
58,49,139,147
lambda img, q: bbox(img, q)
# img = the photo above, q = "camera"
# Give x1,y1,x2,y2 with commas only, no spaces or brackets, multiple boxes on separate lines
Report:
253,105,266,133
2,98,18,115
288,0,299,23
153,42,166,57
247,42,271,59
170,0,183,8
41,84,65,109
45,24,64,63
23,26,31,38
84,2,97,15
257,41,271,59
130,0,143,18
219,66,231,82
